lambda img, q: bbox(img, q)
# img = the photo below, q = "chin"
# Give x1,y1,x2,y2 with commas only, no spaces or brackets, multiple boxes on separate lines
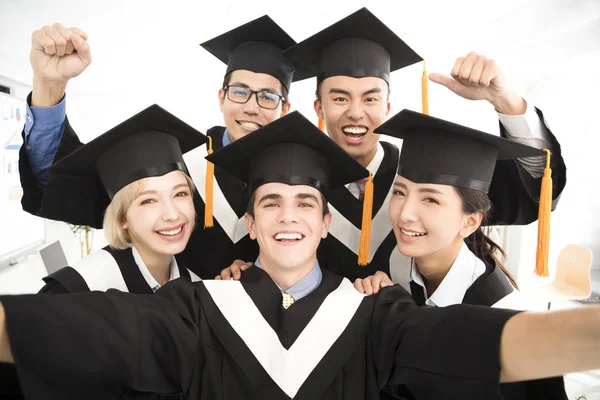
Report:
395,243,426,259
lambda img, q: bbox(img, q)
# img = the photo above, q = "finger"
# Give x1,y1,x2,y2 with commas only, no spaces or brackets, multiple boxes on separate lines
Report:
381,277,394,288
456,52,477,86
468,56,486,86
480,59,498,87
230,265,241,280
429,73,462,93
70,27,88,41
353,279,365,294
220,269,232,280
71,33,92,67
215,275,222,280
53,23,75,55
450,57,465,80
32,27,55,54
371,274,383,295
42,25,67,57
363,278,374,296
240,261,253,271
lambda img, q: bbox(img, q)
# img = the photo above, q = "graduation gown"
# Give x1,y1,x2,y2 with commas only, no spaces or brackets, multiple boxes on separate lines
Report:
2,266,520,400
319,107,567,282
2,246,201,400
387,243,568,400
18,122,259,279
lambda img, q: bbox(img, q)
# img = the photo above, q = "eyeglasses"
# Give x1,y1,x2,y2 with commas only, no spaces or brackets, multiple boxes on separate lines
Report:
223,85,285,110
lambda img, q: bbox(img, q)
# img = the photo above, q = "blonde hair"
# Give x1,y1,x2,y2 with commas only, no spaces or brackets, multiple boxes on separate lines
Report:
103,172,195,249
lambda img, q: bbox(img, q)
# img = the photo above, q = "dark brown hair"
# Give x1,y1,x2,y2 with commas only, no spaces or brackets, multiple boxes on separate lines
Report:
455,186,518,289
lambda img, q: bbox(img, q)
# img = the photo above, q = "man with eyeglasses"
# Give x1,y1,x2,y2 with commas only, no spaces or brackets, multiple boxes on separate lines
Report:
16,16,309,282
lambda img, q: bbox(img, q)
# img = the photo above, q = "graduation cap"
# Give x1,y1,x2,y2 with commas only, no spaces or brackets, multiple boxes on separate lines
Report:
49,104,207,200
206,110,368,194
283,7,422,85
200,15,312,92
375,109,545,192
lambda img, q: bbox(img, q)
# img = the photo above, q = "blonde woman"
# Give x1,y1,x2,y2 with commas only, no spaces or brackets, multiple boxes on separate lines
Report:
39,105,203,294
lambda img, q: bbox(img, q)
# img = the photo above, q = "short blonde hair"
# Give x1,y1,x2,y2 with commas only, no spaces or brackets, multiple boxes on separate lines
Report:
103,171,195,249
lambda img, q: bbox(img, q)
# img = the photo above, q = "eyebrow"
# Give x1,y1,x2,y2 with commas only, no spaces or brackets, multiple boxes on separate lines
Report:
137,183,190,197
394,181,446,196
258,192,320,204
229,82,281,95
328,87,382,97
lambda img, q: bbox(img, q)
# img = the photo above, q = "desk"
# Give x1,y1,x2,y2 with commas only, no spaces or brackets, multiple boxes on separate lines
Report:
0,253,47,294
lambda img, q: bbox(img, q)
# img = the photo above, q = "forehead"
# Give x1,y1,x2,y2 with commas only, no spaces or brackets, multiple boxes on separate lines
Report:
141,170,188,191
229,69,283,91
394,175,456,195
320,75,388,94
255,182,323,199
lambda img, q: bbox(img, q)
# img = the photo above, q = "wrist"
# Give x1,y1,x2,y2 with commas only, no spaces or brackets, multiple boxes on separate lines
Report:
491,92,527,115
31,76,67,107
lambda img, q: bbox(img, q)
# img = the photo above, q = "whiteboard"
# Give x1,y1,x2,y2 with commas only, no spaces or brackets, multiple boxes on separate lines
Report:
0,91,45,268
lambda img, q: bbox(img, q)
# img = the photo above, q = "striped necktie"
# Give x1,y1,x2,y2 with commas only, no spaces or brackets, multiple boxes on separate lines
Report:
356,178,369,201
282,292,295,309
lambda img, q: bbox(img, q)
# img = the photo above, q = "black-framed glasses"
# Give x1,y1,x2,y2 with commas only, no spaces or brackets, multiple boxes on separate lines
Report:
224,85,285,110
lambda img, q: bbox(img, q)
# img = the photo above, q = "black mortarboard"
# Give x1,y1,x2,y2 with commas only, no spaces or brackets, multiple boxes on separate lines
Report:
375,109,545,193
283,8,422,85
49,104,207,199
206,111,368,195
200,15,311,92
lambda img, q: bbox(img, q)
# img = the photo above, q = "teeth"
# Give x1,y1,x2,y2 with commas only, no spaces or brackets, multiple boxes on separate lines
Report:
275,232,303,240
158,227,183,236
342,126,368,135
401,228,426,237
239,121,261,129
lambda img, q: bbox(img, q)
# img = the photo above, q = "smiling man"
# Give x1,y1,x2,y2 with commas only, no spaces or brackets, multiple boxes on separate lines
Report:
18,16,309,280
1,111,599,400
283,8,566,282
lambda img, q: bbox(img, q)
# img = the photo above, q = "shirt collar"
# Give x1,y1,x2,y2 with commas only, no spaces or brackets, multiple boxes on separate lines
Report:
131,246,179,293
411,242,487,307
222,128,232,147
254,258,322,301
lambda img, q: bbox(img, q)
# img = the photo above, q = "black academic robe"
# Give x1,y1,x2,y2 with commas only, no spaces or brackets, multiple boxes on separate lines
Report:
400,257,568,400
18,121,259,279
317,108,567,282
2,246,199,400
2,267,519,400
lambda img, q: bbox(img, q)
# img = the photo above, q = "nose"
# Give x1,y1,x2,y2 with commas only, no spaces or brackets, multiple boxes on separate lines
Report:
161,198,181,222
277,202,300,225
242,93,260,115
396,196,419,225
346,98,364,121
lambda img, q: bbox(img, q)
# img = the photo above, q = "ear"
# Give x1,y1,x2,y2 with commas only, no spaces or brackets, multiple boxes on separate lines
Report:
245,212,257,240
314,99,325,120
218,88,226,113
321,211,332,239
459,211,483,238
385,100,391,117
280,101,291,117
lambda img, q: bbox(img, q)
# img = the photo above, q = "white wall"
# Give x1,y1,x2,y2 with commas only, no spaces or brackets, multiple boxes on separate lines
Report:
1,0,599,291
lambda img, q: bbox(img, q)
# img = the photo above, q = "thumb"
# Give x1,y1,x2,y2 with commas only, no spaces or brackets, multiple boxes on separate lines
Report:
429,72,461,92
72,34,92,67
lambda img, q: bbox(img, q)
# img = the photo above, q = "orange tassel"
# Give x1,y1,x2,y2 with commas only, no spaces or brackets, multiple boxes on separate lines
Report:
422,59,429,115
204,136,214,229
535,149,552,277
358,172,374,266
318,119,326,132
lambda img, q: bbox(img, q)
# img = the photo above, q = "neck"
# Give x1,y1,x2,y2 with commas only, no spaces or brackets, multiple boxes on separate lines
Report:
133,245,172,286
414,239,463,296
258,252,317,291
355,143,378,168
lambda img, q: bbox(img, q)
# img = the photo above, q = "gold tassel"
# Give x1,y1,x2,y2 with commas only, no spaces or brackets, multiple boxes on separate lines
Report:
204,136,214,229
535,149,552,276
422,59,429,115
358,172,374,266
318,118,326,132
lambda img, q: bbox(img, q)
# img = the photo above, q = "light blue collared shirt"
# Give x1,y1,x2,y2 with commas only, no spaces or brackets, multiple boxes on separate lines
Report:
23,94,67,185
221,128,232,147
254,259,323,301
